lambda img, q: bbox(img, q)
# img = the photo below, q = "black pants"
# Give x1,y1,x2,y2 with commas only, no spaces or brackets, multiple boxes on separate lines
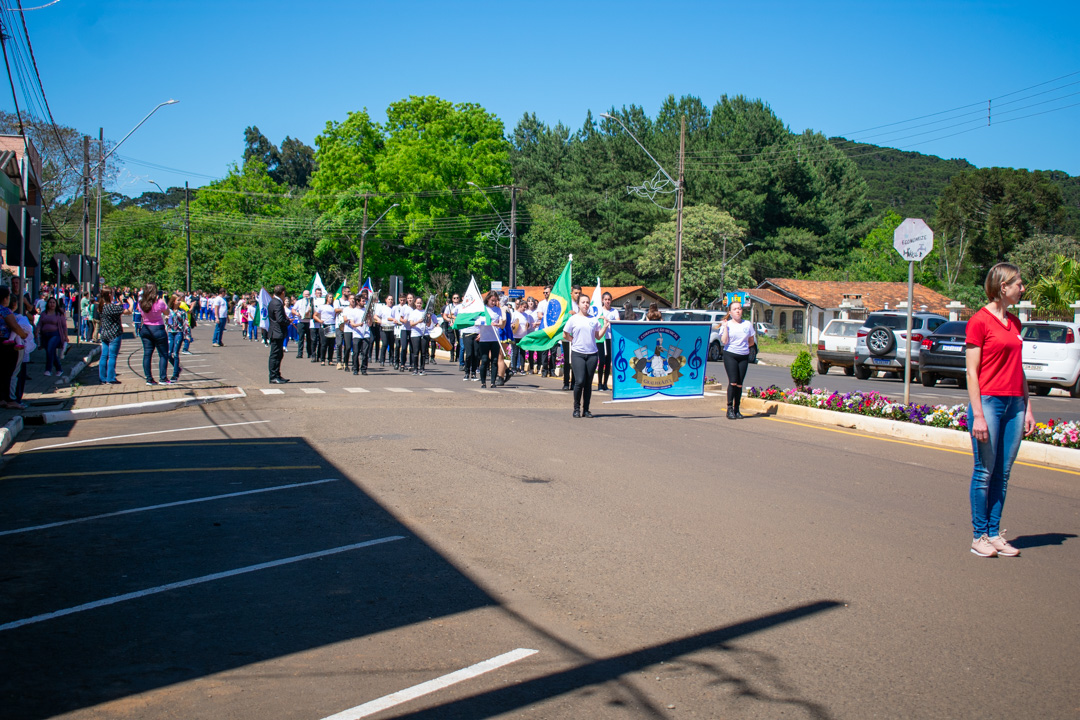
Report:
0,343,17,402
561,341,574,387
597,338,611,388
318,327,336,362
351,335,370,373
311,325,323,358
477,340,500,383
410,334,427,372
461,333,478,375
723,350,750,385
450,329,461,362
398,329,411,367
371,327,381,360
295,322,310,357
380,328,395,363
571,351,599,412
268,337,284,380
339,332,351,366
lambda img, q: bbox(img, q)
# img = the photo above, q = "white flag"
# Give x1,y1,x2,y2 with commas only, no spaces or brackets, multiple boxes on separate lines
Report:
588,278,602,317
308,272,327,296
258,287,272,331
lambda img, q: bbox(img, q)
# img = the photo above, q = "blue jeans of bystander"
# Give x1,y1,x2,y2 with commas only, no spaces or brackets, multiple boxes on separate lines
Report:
99,337,121,383
968,395,1026,539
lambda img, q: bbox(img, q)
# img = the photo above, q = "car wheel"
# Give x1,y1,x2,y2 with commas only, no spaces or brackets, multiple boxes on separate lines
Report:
816,360,829,375
844,365,854,376
708,341,721,363
921,371,937,387
957,376,967,390
854,364,871,380
1071,376,1080,398
1032,384,1052,396
866,326,896,357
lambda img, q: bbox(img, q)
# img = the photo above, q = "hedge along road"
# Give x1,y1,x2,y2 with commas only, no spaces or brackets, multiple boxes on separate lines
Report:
2,341,1077,718
718,359,1080,424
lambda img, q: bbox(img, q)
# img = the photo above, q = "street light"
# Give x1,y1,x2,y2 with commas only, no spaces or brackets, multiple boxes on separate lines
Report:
467,181,518,286
357,202,398,289
94,99,179,279
148,180,165,195
600,112,685,307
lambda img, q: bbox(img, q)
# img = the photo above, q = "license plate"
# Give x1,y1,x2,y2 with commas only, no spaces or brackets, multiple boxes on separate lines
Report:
1023,363,1043,371
871,358,893,365
836,345,852,352
940,345,963,353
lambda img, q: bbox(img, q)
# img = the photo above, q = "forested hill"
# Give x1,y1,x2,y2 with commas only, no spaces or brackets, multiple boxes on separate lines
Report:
838,139,1080,235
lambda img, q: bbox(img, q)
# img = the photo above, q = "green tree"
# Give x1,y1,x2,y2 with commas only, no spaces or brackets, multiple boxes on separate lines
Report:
636,205,747,306
517,203,598,285
309,109,384,210
1006,233,1080,284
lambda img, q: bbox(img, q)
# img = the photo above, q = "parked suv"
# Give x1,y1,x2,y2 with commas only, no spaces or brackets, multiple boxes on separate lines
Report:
918,321,968,388
853,311,948,381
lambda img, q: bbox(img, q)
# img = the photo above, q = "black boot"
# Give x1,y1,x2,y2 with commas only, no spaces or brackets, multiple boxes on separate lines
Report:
727,401,736,420
733,385,744,419
727,385,737,419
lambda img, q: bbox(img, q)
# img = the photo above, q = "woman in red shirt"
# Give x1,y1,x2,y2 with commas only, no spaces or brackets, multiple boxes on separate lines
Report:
965,262,1035,558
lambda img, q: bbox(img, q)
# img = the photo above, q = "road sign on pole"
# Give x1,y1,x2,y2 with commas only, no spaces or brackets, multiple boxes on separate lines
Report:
893,218,934,405
893,218,934,262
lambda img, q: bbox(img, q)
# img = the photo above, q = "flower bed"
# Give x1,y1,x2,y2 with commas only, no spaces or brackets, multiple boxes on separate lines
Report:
746,385,1080,450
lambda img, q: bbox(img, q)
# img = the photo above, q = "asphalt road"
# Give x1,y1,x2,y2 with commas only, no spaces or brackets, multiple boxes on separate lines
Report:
1,324,1078,719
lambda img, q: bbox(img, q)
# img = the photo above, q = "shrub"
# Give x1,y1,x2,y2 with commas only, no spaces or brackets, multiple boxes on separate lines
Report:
790,349,815,388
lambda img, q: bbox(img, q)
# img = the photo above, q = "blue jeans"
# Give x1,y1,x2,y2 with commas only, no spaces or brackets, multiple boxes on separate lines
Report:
43,332,63,373
968,395,1026,539
140,324,169,382
167,331,183,379
212,316,226,344
99,337,121,382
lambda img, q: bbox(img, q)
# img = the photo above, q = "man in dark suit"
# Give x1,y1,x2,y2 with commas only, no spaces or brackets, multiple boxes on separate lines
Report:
267,285,290,384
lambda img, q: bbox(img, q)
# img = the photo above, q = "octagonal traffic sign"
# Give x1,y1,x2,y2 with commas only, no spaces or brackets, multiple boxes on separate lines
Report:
893,218,934,262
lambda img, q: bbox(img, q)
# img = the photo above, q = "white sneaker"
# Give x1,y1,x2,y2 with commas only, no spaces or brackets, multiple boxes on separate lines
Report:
43,370,51,376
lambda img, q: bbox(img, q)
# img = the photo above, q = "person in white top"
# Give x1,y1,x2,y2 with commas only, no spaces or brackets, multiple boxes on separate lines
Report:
563,294,607,418
596,292,621,392
345,294,372,375
293,290,314,359
474,291,505,388
443,293,462,365
714,300,757,419
510,299,530,374
534,285,553,377
374,295,394,366
406,297,432,375
315,297,339,365
334,292,350,369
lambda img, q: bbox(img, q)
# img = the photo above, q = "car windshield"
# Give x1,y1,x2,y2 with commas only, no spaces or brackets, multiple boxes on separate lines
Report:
1021,324,1072,343
864,315,909,330
824,322,860,338
933,321,967,336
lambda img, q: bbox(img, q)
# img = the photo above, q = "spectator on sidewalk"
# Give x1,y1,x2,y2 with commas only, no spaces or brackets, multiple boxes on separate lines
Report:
165,292,186,382
139,283,171,386
211,289,229,346
0,286,29,409
38,296,67,378
9,296,36,407
97,288,129,384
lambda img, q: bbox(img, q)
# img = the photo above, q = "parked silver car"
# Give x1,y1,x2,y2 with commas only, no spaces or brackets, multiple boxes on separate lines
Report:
853,311,948,381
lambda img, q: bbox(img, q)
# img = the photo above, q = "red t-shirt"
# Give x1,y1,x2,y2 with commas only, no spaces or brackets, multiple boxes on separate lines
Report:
966,307,1025,396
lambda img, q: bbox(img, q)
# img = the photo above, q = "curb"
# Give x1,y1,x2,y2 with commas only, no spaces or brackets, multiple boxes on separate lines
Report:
38,388,248,425
57,346,101,385
739,397,1080,471
0,415,23,455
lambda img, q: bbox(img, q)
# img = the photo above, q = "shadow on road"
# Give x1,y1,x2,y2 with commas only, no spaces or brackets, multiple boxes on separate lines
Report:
1010,532,1077,549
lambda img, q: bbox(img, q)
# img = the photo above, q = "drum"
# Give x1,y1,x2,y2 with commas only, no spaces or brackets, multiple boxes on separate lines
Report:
430,325,452,351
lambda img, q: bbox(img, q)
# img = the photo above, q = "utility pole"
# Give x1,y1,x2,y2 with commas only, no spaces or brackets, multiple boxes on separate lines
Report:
674,116,685,308
185,181,191,292
358,193,369,290
509,186,517,288
720,234,727,307
94,128,103,274
81,135,90,291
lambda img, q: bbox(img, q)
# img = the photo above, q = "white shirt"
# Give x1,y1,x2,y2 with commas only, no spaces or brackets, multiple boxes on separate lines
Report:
511,311,530,339
474,306,502,342
344,306,370,338
294,297,311,320
723,319,756,355
311,296,327,326
564,313,601,354
535,299,549,327
407,308,428,335
375,303,393,326
598,307,620,339
212,296,228,320
316,303,337,328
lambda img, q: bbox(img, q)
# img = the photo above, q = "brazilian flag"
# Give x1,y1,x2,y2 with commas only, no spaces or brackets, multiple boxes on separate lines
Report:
518,258,572,351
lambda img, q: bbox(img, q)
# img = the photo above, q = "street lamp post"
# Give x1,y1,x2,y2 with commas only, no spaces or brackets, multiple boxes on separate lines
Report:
358,202,398,289
719,242,755,306
93,99,179,280
601,112,686,307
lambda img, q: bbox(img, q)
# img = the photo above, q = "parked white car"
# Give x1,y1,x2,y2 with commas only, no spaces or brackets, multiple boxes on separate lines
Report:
754,322,779,339
816,319,861,375
1021,321,1080,397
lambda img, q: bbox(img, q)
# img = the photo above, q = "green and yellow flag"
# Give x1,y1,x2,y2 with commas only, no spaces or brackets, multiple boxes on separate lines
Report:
518,258,572,351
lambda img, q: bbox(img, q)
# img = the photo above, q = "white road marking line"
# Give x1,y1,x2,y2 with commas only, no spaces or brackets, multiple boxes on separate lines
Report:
302,388,326,394
23,421,272,452
322,648,538,720
0,536,406,632
426,388,453,393
260,388,286,395
503,388,534,394
344,387,370,393
385,388,412,393
474,389,499,394
0,479,339,537
704,392,720,397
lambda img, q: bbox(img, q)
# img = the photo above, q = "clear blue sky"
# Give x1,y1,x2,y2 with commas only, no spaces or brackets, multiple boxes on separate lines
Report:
9,0,1079,197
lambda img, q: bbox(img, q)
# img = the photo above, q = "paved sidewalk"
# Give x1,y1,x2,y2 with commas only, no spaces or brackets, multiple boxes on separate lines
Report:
0,323,242,453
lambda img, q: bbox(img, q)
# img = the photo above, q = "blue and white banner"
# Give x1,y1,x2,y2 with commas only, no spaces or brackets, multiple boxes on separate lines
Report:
610,321,710,401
